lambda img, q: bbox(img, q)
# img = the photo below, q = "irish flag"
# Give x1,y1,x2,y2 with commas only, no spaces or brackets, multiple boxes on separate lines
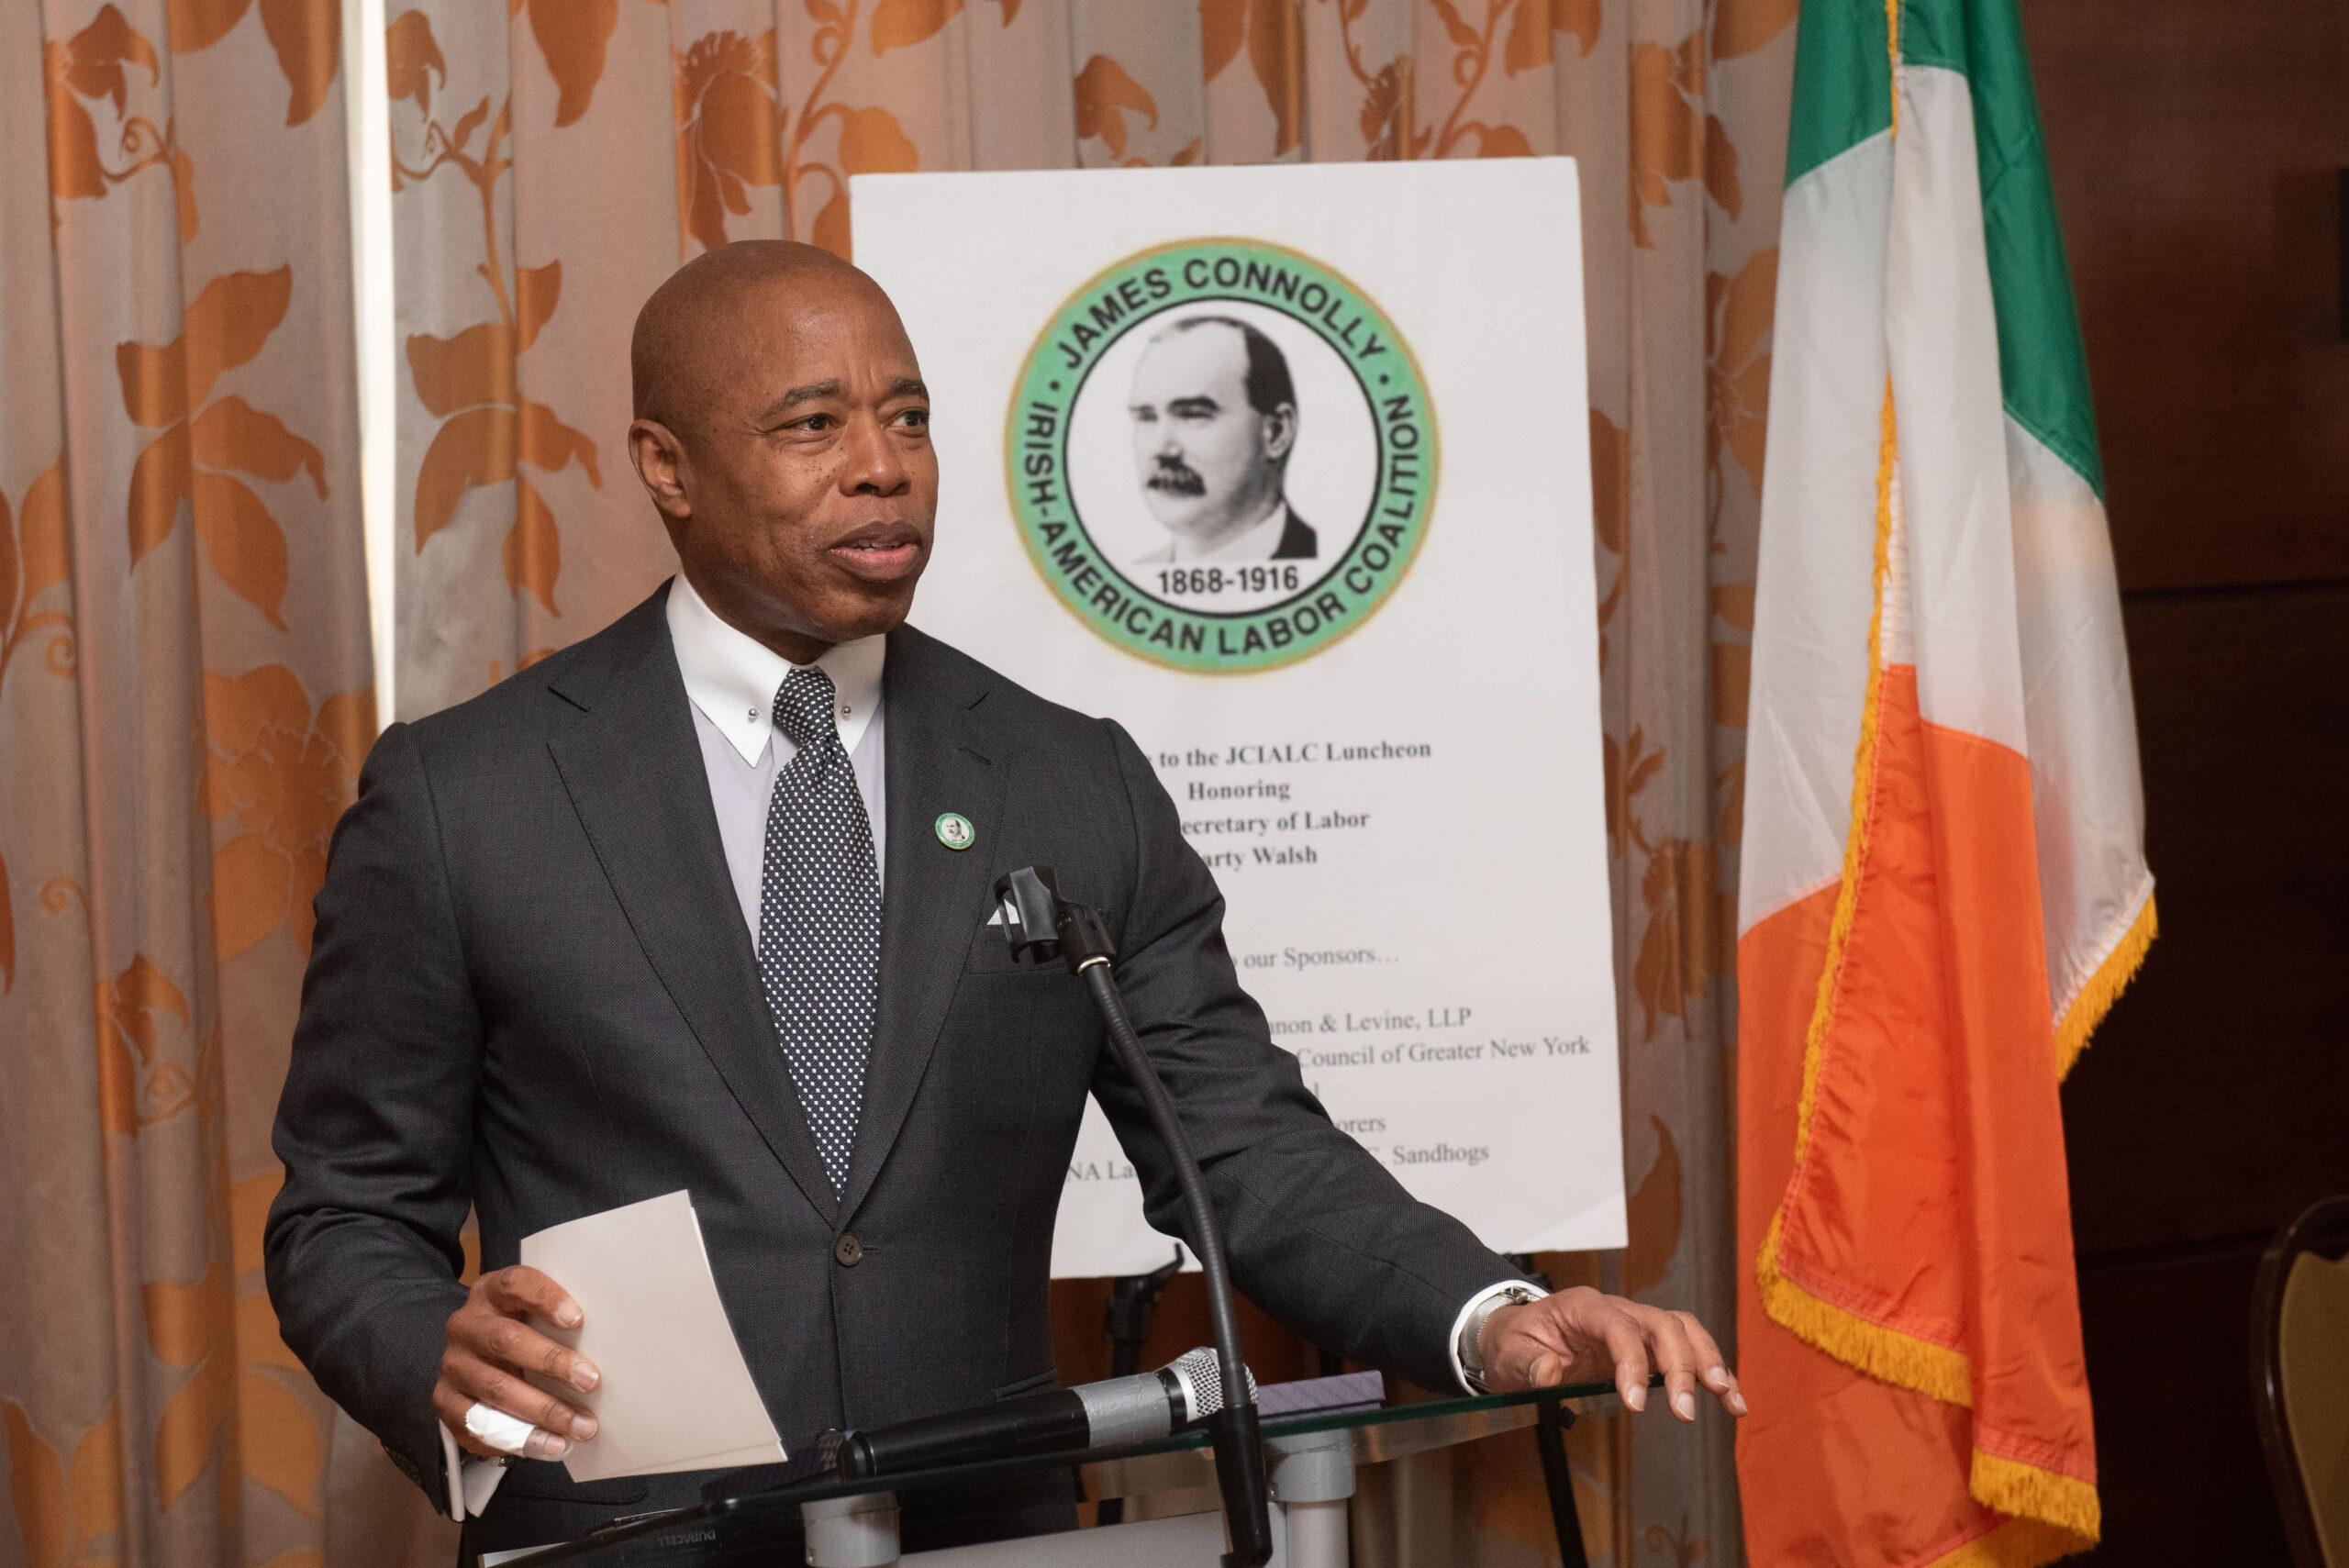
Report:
1734,0,2154,1562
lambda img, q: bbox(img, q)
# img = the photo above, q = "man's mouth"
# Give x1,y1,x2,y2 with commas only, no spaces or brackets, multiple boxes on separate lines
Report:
827,523,925,581
1147,462,1206,496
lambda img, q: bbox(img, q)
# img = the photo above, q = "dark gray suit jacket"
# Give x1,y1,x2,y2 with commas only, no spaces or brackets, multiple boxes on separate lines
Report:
1270,506,1317,560
265,584,1514,1544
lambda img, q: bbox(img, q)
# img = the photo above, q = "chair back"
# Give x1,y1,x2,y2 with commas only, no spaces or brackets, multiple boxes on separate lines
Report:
2257,1195,2349,1568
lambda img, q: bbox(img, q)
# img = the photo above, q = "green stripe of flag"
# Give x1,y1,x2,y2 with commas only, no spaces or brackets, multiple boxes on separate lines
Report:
1784,0,1893,189
1899,0,2106,497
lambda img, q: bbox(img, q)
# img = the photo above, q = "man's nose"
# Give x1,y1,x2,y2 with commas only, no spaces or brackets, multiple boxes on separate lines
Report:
841,415,907,494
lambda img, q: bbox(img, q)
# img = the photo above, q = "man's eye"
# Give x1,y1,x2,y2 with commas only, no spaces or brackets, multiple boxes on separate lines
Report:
796,414,834,431
897,408,929,428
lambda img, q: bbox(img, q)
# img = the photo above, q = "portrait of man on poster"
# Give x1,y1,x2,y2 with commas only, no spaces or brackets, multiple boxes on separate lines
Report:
1127,315,1319,566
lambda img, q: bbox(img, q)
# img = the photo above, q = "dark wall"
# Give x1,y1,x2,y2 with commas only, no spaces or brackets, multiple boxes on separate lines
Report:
2024,0,2349,1561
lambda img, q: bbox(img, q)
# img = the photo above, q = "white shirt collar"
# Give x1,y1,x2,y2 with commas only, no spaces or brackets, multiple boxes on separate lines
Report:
665,573,885,766
1177,500,1289,564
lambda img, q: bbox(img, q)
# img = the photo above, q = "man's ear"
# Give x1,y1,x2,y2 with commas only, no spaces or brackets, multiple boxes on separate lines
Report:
628,418,692,522
1262,402,1299,462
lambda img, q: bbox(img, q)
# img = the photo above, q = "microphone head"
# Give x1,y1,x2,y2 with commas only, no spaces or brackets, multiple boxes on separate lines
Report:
1163,1346,1259,1421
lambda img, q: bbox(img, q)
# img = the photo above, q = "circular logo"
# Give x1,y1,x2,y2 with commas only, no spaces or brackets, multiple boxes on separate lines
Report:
1006,239,1437,673
933,812,975,851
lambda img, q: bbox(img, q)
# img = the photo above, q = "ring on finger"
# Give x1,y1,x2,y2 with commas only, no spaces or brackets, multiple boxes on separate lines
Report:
463,1401,538,1455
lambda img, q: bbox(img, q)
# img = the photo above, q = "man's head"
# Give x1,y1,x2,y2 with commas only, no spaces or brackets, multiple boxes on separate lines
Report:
1127,317,1297,549
628,240,935,663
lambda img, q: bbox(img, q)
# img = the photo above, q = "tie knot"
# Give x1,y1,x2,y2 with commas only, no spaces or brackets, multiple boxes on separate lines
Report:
773,665,839,751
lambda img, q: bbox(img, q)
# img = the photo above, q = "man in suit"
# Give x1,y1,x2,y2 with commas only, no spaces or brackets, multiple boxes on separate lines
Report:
1128,316,1318,565
266,241,1742,1555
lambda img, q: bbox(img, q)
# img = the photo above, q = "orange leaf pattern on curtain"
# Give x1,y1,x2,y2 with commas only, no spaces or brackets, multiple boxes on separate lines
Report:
391,19,601,632
371,3,1798,1562
2,1400,121,1568
163,0,343,125
1,462,76,720
1074,54,1156,160
201,666,372,960
674,30,784,254
869,0,961,54
1201,0,1304,155
116,266,321,628
1707,245,1775,487
3,4,365,1568
42,6,195,240
1629,27,1739,246
521,0,625,127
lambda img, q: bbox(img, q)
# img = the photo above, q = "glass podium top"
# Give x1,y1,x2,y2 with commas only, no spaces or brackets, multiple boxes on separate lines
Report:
516,1380,1620,1568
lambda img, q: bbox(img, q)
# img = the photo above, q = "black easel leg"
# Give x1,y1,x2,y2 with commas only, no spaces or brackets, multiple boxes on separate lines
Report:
1533,1392,1589,1568
1096,1248,1183,1529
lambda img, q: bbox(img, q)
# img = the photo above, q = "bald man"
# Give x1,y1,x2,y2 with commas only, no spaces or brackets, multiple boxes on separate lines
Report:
266,242,1741,1559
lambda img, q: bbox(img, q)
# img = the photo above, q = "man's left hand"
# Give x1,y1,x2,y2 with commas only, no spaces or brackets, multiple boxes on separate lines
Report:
1480,1287,1748,1420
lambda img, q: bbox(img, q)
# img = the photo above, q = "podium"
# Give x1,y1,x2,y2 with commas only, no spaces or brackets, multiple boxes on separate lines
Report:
504,1382,1615,1568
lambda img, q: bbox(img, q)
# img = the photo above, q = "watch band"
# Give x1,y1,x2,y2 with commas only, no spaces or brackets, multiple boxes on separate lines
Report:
1461,1284,1542,1389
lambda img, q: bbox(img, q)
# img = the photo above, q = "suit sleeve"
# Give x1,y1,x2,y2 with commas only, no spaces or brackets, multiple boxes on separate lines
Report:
264,720,479,1505
1086,720,1518,1394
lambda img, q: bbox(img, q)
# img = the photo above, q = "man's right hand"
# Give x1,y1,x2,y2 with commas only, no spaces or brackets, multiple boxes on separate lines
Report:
435,1266,601,1460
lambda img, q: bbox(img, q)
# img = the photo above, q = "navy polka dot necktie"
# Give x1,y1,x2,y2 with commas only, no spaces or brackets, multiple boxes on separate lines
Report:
756,664,881,1196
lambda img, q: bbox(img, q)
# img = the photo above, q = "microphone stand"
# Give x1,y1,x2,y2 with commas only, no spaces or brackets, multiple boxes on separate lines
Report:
1098,1245,1184,1528
994,867,1275,1568
1107,1246,1186,1379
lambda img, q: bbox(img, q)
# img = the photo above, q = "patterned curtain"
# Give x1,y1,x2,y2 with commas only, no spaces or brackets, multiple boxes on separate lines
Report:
1,7,373,1568
2,2,1789,1567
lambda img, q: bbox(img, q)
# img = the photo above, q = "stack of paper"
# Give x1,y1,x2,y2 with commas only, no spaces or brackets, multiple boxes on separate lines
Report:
521,1190,785,1482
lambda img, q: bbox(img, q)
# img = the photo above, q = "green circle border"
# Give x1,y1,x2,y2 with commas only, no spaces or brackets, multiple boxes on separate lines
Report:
1004,237,1439,674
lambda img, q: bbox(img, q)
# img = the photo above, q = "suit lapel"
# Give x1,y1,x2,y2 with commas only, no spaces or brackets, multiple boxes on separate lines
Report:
543,587,839,1223
839,626,1006,1220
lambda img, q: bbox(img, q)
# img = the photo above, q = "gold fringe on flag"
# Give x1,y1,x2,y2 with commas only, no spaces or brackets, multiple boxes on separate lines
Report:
1757,380,1974,1413
1971,1451,2103,1541
2052,888,2157,1079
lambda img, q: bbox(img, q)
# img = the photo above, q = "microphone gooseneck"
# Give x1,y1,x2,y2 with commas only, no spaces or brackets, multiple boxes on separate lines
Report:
991,865,1275,1568
1077,962,1270,1526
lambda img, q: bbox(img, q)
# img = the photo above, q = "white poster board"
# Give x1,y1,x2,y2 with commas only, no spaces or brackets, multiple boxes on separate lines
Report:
854,161,1625,1276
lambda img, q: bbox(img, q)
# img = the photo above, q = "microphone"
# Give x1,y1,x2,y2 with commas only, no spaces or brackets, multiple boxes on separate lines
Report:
828,1347,1256,1482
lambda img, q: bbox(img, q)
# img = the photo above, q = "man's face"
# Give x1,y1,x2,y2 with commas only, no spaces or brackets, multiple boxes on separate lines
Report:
1128,324,1293,541
634,269,936,658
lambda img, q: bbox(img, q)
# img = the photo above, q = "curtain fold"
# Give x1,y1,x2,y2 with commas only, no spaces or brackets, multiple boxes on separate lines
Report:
5,3,1786,1565
3,6,372,1568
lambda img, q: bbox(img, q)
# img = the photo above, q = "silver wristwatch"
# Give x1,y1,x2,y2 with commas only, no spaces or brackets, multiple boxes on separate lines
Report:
1460,1284,1544,1390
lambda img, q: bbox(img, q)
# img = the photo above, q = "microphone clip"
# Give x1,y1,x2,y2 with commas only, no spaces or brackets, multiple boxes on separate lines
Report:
993,866,1115,972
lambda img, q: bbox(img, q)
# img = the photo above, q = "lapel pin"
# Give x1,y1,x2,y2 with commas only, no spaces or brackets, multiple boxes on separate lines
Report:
934,812,975,851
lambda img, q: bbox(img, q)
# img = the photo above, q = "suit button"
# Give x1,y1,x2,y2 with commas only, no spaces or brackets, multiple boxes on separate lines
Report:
834,1232,863,1267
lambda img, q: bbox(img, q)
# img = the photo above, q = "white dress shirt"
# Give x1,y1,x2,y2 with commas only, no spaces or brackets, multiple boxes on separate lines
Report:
1137,499,1296,565
666,572,888,932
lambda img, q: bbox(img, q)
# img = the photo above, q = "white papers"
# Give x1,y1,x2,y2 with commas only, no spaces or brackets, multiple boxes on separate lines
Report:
519,1190,785,1482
